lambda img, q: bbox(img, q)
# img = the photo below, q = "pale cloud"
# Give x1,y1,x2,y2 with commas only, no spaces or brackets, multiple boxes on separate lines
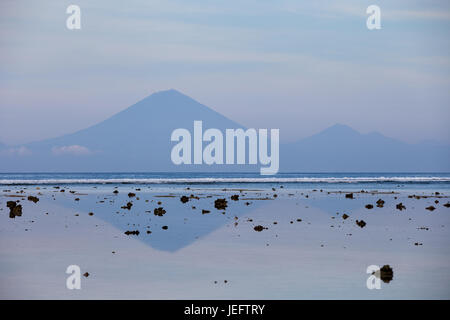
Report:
1,146,32,156
52,145,92,156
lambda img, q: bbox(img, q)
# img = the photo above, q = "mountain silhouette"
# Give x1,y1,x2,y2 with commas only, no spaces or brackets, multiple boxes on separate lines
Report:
0,90,448,172
0,89,258,172
281,124,450,172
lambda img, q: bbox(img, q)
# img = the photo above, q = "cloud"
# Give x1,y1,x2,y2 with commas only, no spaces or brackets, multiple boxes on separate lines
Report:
51,145,92,156
1,146,32,156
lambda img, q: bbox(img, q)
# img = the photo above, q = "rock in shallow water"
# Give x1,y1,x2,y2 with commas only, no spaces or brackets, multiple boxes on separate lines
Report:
356,220,366,228
379,265,394,283
27,196,39,203
7,201,22,218
154,207,166,216
214,198,228,210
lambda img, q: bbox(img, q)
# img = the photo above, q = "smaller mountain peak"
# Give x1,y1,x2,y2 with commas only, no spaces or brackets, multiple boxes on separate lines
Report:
323,123,359,135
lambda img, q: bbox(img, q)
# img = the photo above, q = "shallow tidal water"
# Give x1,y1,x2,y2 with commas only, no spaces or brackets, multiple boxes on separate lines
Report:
1,182,449,299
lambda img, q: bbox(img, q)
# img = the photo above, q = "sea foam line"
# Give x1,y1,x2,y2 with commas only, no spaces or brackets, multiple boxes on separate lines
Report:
0,177,449,185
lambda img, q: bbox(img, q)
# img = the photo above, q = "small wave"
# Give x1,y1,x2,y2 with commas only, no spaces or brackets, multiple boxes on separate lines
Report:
0,177,449,185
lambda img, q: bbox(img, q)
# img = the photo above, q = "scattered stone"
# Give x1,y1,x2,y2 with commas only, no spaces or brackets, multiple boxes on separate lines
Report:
230,194,239,201
202,209,210,214
345,193,354,199
154,207,166,216
128,192,136,198
444,202,450,208
379,265,393,283
396,203,406,211
7,201,22,218
180,196,189,203
113,190,119,194
162,225,168,230
356,220,366,228
214,198,228,210
88,212,94,216
365,204,373,209
27,196,39,203
83,272,89,278
124,230,139,235
426,206,436,211
121,202,133,210
376,199,385,208
254,225,267,232
342,213,349,220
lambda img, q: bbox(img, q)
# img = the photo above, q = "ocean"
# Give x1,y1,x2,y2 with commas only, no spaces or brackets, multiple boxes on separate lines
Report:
1,172,450,191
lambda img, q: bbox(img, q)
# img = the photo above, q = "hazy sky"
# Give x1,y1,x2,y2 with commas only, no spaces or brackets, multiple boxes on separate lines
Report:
1,0,449,145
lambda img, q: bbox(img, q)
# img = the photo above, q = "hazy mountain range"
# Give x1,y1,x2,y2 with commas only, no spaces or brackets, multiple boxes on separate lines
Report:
0,89,448,172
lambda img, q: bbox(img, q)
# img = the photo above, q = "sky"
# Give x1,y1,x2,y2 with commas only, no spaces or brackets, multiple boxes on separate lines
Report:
0,0,449,145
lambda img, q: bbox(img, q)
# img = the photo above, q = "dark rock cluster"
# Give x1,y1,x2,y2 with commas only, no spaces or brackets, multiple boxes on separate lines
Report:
154,207,166,216
214,198,228,210
7,201,22,218
356,220,366,228
121,202,133,210
376,199,385,208
27,196,39,203
396,203,406,211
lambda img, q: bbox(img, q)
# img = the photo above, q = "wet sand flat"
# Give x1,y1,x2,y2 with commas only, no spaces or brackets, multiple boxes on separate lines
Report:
0,185,449,299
